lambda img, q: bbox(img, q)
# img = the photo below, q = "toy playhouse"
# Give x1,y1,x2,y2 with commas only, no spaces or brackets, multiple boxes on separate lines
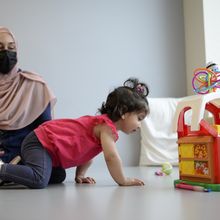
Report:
173,92,220,191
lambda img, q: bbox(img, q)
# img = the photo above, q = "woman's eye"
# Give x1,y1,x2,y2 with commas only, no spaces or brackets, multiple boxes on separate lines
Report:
0,43,16,51
8,45,15,50
8,43,16,50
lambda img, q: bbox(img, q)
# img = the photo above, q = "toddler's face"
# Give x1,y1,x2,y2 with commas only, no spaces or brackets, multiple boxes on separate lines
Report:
120,111,146,134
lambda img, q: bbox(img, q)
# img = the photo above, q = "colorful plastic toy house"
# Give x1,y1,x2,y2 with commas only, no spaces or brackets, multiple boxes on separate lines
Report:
173,92,220,191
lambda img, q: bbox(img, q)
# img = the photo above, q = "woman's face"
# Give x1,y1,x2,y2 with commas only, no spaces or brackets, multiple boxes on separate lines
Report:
0,32,16,52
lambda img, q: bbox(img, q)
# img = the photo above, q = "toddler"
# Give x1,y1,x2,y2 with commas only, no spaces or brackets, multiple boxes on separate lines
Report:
0,78,149,188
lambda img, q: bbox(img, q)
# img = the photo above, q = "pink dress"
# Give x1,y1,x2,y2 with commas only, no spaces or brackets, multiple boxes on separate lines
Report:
34,114,119,168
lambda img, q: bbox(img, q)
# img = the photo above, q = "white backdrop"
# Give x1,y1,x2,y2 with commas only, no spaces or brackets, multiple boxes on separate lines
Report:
0,0,186,166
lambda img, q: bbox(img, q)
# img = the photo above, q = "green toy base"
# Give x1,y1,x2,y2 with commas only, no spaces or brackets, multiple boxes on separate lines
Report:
174,179,220,192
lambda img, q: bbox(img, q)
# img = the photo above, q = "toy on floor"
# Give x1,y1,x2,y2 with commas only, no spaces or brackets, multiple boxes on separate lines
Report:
173,92,220,191
155,162,173,176
192,62,220,94
175,183,211,192
162,162,173,175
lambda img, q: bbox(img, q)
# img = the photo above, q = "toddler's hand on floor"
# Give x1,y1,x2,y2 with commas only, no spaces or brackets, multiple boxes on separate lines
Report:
75,176,96,184
120,177,145,186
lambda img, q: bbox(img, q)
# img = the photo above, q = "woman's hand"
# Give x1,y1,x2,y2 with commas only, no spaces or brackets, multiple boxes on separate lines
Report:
75,176,96,184
119,177,145,186
0,150,5,157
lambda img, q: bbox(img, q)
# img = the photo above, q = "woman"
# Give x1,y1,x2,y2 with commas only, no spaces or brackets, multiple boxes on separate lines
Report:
0,27,66,184
0,26,56,164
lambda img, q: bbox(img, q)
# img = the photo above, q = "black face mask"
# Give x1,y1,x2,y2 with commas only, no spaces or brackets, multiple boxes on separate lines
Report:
0,50,17,74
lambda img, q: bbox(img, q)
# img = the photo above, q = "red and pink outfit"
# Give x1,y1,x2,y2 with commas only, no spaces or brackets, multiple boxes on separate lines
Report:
0,114,118,188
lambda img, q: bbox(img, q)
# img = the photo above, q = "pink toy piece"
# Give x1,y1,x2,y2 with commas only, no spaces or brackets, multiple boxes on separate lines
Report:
155,170,164,176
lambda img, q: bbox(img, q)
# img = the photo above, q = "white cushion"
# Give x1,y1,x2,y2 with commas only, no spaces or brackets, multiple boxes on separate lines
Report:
139,98,182,166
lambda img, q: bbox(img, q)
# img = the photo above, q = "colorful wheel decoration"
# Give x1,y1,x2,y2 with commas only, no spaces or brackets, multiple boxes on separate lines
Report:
192,68,220,94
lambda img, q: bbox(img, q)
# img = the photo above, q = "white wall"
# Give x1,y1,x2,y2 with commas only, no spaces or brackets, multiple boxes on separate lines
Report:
183,0,206,95
0,0,186,166
203,0,220,64
183,0,220,95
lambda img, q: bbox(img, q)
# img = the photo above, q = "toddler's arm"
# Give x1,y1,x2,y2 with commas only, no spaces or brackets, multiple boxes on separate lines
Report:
75,160,96,184
100,125,144,186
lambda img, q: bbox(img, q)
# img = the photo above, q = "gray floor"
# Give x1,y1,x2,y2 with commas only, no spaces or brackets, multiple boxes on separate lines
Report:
0,166,219,220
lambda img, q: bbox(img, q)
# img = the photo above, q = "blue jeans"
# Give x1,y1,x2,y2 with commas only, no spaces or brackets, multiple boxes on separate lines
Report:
0,131,66,189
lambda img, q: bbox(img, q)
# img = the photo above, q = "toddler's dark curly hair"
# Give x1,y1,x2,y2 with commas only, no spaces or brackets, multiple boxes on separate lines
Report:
98,78,150,121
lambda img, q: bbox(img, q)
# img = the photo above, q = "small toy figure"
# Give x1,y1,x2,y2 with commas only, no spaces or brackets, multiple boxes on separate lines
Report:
206,62,220,73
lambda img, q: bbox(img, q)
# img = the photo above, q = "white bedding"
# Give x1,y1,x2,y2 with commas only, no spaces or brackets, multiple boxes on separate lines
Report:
139,98,182,166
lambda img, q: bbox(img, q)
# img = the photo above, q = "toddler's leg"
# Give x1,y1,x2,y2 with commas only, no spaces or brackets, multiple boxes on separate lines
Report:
49,167,66,184
0,132,52,189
